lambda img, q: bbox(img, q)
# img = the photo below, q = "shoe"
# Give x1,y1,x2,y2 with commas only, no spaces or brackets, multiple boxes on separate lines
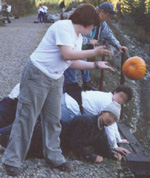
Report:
82,81,96,91
56,162,73,172
3,163,19,176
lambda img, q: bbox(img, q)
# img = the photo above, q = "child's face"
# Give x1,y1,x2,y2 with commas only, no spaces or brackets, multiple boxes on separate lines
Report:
112,92,128,105
101,112,116,126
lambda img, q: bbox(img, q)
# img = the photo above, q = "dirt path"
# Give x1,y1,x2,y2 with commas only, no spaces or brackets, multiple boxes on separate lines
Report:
0,14,48,98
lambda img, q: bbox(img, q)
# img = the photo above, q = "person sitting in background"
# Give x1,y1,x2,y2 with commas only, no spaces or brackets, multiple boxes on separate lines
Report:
63,2,128,91
0,102,122,163
0,83,132,155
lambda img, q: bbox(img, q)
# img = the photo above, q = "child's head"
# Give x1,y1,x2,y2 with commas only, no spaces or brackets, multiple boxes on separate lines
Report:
101,101,121,126
112,85,133,105
69,4,99,30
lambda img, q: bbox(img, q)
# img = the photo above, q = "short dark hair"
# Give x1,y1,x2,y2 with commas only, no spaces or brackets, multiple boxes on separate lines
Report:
112,85,133,102
69,4,99,27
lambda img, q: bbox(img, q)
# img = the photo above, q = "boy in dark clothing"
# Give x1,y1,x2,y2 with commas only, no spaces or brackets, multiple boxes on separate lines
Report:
60,101,122,163
0,101,122,163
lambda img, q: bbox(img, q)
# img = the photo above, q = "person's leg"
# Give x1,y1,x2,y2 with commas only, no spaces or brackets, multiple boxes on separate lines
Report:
81,69,90,82
40,11,43,23
0,124,13,148
40,76,66,167
42,12,45,23
81,59,95,91
81,59,90,82
0,97,17,128
63,67,77,92
61,94,76,123
2,59,49,169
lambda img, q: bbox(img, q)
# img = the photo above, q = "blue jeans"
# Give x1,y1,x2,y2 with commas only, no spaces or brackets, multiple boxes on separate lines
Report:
61,94,76,123
63,59,90,91
39,11,44,23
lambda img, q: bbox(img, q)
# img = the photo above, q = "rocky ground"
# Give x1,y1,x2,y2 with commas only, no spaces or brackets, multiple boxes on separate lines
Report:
0,13,143,178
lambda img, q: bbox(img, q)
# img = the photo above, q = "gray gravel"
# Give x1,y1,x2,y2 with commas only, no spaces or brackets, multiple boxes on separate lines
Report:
0,14,134,178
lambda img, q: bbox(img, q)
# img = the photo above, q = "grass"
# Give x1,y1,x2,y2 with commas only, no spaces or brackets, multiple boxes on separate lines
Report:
0,21,5,27
117,15,150,44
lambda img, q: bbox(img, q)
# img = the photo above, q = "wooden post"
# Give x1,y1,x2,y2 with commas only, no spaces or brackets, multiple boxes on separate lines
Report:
120,49,126,85
120,49,127,120
99,41,106,91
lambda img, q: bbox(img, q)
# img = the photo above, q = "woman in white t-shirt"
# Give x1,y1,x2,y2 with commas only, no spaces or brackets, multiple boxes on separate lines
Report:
2,4,114,176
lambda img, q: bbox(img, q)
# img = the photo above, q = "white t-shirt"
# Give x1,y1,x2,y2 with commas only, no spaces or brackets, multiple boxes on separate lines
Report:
65,90,113,115
7,5,11,13
31,20,82,79
65,90,122,148
0,5,2,12
43,6,48,13
39,6,44,13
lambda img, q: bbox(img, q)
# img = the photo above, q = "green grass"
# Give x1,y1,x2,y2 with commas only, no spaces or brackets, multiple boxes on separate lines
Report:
0,21,5,27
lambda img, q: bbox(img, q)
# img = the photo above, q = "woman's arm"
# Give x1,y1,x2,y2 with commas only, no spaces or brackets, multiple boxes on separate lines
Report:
58,45,113,60
70,60,115,72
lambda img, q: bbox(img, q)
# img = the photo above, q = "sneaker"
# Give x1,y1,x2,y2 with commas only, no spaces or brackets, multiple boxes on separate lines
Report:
56,162,73,172
82,81,96,91
3,163,19,176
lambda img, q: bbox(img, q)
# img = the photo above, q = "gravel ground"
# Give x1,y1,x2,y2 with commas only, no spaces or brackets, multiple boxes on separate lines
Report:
0,14,134,178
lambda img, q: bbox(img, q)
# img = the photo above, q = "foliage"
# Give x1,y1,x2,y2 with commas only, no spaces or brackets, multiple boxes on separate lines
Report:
5,0,36,16
0,20,5,26
86,0,112,7
120,0,150,43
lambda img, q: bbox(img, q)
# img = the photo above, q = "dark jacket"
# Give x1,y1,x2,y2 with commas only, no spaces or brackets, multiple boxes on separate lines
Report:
0,109,115,161
60,114,115,162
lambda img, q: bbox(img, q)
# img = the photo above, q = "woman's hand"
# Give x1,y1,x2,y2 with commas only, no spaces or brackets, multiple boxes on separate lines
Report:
98,61,115,72
94,46,114,57
95,155,103,163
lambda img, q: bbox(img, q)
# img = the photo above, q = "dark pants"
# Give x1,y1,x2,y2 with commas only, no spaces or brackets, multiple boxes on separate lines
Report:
39,11,44,23
0,121,43,158
0,97,17,129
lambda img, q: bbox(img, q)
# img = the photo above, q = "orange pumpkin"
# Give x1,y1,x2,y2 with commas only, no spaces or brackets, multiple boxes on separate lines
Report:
122,56,146,80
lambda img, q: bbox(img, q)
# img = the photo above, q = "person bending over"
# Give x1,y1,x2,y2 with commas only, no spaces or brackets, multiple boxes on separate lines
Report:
0,102,122,163
0,84,132,155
